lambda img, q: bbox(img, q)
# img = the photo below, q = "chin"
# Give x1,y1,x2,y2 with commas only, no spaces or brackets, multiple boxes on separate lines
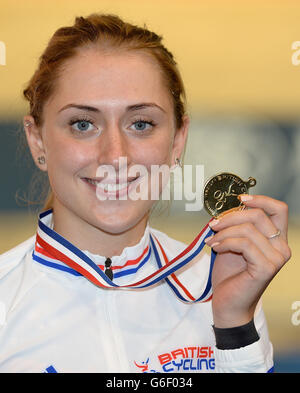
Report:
85,207,148,236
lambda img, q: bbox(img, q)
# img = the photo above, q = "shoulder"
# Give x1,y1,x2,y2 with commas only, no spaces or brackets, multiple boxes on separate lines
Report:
0,235,36,279
0,236,38,319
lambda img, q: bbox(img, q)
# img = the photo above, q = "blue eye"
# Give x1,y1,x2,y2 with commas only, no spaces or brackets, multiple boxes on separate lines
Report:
76,120,91,131
69,117,96,133
132,120,155,132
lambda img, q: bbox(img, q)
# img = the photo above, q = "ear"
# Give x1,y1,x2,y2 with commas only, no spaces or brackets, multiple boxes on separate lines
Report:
23,116,48,172
171,114,190,166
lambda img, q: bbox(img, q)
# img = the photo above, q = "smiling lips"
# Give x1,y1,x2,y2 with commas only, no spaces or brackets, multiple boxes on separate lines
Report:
82,176,140,195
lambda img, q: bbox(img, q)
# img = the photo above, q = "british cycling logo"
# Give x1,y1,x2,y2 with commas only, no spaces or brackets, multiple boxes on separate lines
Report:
134,358,160,373
134,346,215,373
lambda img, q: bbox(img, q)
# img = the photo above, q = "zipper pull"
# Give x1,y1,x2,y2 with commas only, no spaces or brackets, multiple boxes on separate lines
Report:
104,257,113,280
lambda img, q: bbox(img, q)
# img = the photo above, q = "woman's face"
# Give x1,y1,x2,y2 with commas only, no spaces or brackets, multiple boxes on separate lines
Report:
26,48,188,235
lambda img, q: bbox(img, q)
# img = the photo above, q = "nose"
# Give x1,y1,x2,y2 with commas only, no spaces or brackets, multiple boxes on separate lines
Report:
96,122,131,171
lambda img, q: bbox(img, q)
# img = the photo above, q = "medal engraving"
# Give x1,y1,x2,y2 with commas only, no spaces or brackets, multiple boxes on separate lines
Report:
203,173,256,217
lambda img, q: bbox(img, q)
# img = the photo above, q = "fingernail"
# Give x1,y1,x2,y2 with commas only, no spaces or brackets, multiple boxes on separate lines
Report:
204,235,214,243
210,242,220,248
238,194,253,202
209,219,220,228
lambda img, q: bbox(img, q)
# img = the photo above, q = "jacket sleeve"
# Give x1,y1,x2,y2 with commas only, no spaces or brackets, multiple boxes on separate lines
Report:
213,301,274,373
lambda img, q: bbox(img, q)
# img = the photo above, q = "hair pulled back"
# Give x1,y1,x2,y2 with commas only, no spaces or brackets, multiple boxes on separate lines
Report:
22,13,187,210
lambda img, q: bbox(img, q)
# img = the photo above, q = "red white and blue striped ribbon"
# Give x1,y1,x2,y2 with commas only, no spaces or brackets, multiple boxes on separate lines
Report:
33,209,216,303
34,240,151,279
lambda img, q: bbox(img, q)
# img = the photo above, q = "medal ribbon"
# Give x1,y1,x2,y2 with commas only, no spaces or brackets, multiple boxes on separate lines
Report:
33,209,216,303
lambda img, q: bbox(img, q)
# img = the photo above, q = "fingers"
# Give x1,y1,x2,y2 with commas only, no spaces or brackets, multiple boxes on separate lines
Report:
206,194,292,267
205,223,287,272
238,194,289,240
209,206,278,239
208,237,278,281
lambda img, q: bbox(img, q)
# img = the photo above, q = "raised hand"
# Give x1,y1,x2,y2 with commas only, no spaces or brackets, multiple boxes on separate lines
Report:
205,194,291,328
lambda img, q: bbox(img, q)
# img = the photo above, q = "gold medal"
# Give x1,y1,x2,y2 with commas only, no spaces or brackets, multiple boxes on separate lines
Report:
203,172,256,218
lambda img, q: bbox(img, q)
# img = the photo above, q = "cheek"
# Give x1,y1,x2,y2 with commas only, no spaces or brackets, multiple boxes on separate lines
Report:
134,136,173,168
133,138,173,194
46,136,92,178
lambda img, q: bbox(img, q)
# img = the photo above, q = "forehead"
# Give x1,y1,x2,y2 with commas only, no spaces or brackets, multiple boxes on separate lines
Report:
47,48,172,111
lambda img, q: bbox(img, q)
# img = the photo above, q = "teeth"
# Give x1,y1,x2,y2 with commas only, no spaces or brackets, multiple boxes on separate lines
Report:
105,183,129,192
86,178,98,186
85,178,99,186
86,178,130,192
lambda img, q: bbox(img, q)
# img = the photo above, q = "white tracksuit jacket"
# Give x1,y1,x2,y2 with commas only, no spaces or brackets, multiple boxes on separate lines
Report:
0,212,273,373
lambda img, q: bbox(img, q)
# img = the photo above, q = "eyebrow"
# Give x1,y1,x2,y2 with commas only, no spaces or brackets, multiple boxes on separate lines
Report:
58,102,166,114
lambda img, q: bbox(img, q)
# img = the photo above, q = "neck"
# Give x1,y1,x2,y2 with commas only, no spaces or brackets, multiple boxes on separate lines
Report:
50,201,149,258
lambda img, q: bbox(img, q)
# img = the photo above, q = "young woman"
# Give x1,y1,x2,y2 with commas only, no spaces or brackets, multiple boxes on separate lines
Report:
0,13,291,373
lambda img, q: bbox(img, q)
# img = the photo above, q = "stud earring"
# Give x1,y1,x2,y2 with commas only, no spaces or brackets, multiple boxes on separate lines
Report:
37,156,46,165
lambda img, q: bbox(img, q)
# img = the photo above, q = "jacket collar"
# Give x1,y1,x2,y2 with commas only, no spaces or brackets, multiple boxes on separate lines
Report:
33,209,151,281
